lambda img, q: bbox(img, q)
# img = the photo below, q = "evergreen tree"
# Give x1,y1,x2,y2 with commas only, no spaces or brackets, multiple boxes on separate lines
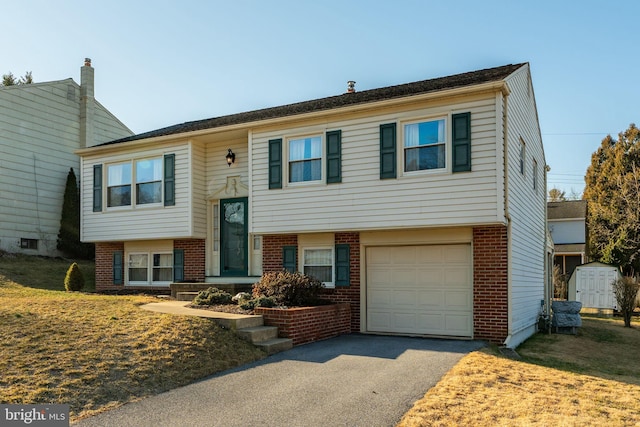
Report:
57,168,94,259
584,124,640,275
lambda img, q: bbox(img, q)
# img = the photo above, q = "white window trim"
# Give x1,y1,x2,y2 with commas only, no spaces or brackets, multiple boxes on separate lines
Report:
126,251,173,286
300,246,335,288
285,133,325,186
106,156,164,210
400,115,450,176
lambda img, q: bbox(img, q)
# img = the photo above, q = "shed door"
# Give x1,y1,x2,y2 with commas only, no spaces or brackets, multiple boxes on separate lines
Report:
575,267,618,309
366,244,472,337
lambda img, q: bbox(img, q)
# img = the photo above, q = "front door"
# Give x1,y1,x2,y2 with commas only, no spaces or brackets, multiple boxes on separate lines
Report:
220,197,248,276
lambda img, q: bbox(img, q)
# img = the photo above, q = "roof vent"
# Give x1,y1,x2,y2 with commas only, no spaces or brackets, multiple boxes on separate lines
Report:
347,80,356,93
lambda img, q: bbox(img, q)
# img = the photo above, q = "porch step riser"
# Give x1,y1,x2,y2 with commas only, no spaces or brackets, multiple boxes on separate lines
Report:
256,338,294,355
237,326,279,343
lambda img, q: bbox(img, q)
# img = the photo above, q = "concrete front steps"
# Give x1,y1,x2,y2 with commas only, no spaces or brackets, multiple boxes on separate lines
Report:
140,301,292,355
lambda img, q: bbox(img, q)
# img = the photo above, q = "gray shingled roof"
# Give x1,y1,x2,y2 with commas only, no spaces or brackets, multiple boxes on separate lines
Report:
103,63,526,146
548,200,587,220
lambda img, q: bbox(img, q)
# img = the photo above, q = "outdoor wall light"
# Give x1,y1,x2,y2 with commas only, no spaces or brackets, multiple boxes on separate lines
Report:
226,149,235,167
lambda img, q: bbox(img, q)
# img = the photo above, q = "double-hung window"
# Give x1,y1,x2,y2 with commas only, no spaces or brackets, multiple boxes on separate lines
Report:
303,248,333,287
107,163,132,207
128,252,173,285
404,118,446,172
136,158,163,205
289,136,322,183
105,157,166,208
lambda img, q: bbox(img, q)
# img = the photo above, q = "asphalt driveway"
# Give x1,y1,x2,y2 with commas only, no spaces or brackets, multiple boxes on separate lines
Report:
73,334,484,427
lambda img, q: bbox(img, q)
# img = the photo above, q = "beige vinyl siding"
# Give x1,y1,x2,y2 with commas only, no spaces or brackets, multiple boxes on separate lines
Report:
504,64,546,346
0,80,131,255
251,96,501,234
93,101,132,146
191,142,207,237
81,142,197,242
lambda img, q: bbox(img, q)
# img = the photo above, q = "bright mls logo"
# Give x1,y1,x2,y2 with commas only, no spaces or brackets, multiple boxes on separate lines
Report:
1,404,69,426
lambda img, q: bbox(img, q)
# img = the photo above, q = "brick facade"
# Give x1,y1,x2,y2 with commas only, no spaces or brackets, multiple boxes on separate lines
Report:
94,239,206,292
95,241,124,291
174,239,206,282
262,233,360,332
255,303,351,346
472,225,509,344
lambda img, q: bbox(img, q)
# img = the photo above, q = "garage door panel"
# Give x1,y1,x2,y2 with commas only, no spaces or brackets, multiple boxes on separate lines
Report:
367,245,472,337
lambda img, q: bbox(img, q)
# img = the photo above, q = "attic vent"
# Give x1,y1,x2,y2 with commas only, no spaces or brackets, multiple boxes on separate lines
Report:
67,85,76,101
347,80,356,93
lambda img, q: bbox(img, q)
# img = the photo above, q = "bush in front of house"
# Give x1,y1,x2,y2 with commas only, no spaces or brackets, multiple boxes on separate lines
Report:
252,271,325,307
193,287,233,306
239,296,277,310
612,276,640,327
64,262,85,292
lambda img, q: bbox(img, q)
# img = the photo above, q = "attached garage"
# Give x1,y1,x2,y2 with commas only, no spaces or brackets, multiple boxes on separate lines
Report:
366,244,473,337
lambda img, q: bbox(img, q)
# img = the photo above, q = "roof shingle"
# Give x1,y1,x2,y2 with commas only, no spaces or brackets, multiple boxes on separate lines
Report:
104,63,526,146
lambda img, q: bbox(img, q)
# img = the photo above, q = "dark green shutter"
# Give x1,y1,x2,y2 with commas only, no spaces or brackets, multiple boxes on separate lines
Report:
164,154,175,206
335,244,350,287
93,164,102,212
173,249,184,282
113,251,123,285
282,245,297,272
452,112,471,172
326,130,342,184
380,123,397,179
268,138,282,189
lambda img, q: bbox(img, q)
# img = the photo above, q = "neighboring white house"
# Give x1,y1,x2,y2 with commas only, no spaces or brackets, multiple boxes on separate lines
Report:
78,62,548,348
548,200,588,279
0,59,133,256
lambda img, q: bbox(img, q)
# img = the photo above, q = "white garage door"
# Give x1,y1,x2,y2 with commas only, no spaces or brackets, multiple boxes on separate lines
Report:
366,244,473,337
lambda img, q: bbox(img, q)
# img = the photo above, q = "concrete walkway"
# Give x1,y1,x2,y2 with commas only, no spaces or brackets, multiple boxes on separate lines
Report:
73,333,483,427
140,300,257,320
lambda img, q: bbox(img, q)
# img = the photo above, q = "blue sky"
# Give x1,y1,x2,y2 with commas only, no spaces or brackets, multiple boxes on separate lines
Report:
3,0,639,197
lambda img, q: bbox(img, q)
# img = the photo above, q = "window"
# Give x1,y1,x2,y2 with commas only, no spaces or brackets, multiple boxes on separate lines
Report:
136,158,162,204
101,155,173,209
289,136,322,183
303,248,333,286
20,238,38,250
128,252,173,285
519,138,526,175
107,163,132,207
404,119,446,172
533,159,538,191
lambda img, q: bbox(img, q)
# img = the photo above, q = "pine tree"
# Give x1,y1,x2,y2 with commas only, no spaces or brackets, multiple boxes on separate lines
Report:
57,168,94,259
584,124,640,275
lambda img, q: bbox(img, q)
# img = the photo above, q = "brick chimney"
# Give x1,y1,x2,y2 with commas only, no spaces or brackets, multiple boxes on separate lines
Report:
80,58,95,148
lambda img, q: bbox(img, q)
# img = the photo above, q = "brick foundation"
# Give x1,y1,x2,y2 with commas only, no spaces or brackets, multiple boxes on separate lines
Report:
262,233,360,332
174,239,206,282
94,239,206,292
95,242,125,291
473,225,509,344
255,303,351,346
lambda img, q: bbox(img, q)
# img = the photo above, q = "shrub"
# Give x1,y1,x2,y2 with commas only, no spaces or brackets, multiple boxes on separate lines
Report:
193,287,232,306
612,276,640,327
64,262,85,292
239,296,277,310
252,271,324,306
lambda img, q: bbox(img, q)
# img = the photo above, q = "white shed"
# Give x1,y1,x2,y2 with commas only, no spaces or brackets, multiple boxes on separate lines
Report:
568,262,621,313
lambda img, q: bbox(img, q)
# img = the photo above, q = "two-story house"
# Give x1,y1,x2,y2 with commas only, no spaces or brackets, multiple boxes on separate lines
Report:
78,63,548,348
0,59,132,256
547,200,588,279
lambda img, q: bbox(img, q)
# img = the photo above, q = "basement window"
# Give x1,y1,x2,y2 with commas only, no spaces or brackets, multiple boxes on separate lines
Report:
20,238,38,250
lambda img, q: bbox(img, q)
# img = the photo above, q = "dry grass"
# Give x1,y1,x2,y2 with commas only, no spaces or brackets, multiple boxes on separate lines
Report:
398,316,640,426
0,255,265,421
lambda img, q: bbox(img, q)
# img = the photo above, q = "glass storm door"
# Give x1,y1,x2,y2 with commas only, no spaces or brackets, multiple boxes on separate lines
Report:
220,198,248,276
